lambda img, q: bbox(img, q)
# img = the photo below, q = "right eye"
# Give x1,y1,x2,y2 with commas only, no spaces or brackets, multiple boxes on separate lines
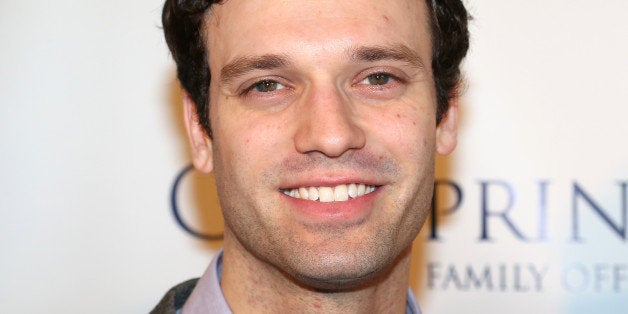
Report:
249,80,286,93
361,72,393,86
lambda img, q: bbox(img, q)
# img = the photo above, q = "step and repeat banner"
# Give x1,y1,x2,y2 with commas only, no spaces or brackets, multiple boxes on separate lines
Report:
1,1,626,313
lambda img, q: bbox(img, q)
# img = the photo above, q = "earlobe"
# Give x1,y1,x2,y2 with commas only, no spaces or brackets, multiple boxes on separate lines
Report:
436,98,458,156
183,92,214,173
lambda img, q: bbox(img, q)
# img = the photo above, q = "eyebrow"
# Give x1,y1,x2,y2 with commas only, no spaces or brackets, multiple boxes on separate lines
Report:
220,54,291,84
350,44,425,69
219,44,424,84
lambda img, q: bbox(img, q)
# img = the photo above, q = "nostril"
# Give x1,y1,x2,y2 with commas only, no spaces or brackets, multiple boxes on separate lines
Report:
293,115,366,157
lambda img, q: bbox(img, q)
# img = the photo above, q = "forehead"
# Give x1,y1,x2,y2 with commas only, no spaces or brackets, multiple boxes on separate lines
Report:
205,0,431,72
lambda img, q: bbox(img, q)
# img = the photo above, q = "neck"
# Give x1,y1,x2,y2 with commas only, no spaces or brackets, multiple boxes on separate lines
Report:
221,229,412,314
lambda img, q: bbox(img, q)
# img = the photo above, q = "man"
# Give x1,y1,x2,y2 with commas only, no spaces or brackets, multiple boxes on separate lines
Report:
154,0,469,313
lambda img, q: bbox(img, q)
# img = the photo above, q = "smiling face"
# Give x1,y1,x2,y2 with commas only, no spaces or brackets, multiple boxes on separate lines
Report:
185,0,458,289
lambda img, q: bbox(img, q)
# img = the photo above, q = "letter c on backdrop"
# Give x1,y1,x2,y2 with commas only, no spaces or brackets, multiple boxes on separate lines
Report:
170,164,224,240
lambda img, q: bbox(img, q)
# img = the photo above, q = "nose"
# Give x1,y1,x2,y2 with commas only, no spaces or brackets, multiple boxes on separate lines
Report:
293,84,366,157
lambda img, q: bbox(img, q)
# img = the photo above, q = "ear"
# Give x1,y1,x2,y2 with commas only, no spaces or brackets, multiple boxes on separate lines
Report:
436,98,458,155
182,92,214,173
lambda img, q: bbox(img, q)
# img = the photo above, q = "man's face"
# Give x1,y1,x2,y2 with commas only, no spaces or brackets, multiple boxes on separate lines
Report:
188,0,457,289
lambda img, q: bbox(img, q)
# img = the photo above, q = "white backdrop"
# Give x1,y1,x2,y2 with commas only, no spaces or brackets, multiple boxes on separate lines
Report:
1,1,626,313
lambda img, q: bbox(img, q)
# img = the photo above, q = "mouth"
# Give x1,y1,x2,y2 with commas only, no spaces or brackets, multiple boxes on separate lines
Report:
280,183,378,203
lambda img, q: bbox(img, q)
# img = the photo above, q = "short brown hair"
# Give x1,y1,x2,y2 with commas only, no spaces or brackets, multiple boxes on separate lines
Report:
162,0,470,136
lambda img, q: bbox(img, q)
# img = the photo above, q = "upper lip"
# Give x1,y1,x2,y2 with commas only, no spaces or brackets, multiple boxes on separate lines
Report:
278,171,387,190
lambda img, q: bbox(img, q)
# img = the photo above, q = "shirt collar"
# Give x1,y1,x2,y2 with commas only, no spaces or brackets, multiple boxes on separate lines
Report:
181,249,232,313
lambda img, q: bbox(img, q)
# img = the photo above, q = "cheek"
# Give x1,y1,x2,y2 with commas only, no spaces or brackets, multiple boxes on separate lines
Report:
212,106,290,176
369,106,436,162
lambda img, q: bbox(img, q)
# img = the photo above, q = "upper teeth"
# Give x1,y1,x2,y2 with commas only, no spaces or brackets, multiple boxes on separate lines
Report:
282,184,376,202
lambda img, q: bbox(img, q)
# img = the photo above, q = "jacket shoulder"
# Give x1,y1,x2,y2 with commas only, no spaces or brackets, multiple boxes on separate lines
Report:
150,278,199,314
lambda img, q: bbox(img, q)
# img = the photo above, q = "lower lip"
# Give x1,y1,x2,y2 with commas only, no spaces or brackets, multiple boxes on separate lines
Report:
281,188,380,224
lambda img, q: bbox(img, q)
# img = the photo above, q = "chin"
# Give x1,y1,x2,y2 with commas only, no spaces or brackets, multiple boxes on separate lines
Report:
293,268,384,292
281,244,405,292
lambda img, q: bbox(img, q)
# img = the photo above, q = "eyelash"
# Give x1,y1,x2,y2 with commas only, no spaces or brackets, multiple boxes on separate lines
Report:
240,79,287,96
357,71,406,87
239,70,406,98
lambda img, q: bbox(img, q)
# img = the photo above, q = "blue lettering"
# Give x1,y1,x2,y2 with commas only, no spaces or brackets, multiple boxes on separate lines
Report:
466,265,493,290
480,180,529,241
571,182,627,242
614,264,627,292
537,181,550,241
430,180,463,240
561,264,589,292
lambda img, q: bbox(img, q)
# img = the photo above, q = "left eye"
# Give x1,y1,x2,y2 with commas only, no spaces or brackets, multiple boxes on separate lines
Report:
252,80,285,93
361,73,392,85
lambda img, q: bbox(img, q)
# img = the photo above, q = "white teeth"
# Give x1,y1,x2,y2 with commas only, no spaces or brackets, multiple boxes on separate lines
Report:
357,184,366,195
308,187,319,201
348,183,357,198
298,187,309,200
318,187,334,202
334,185,348,201
282,183,377,202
